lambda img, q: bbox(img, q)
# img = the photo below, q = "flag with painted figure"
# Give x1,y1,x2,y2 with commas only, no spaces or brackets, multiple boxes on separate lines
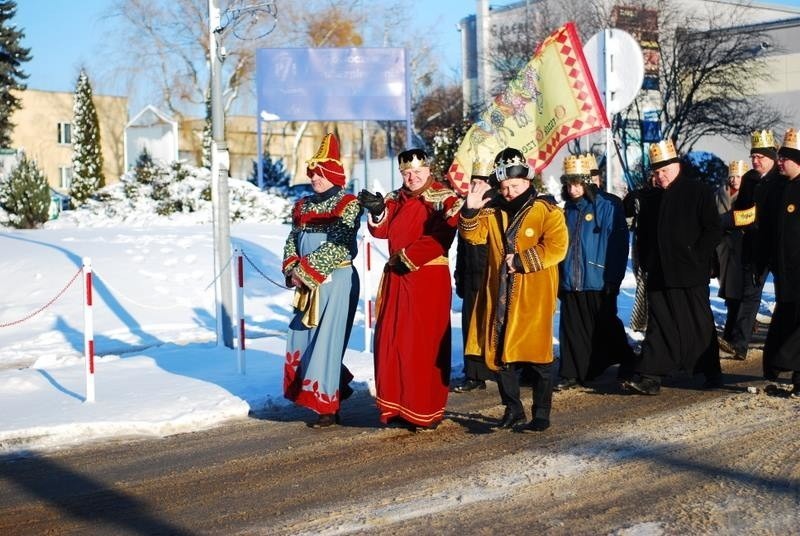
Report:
446,22,609,195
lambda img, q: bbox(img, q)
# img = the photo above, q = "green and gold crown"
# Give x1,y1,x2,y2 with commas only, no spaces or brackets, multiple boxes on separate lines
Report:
782,128,799,150
751,129,776,150
471,157,494,177
728,160,749,177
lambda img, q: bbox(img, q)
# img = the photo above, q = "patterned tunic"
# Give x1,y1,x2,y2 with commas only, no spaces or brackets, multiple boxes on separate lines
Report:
282,187,361,415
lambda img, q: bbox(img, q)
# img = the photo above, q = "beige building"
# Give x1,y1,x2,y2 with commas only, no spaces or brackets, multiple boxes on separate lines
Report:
9,89,128,194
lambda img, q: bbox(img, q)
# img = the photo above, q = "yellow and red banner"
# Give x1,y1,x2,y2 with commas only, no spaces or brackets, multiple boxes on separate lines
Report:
446,22,609,195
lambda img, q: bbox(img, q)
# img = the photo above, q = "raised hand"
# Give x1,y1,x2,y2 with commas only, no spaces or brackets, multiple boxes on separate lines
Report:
357,190,385,217
465,180,493,210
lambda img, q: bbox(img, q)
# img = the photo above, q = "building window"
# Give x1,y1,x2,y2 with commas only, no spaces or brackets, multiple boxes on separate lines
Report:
59,166,73,189
57,122,73,145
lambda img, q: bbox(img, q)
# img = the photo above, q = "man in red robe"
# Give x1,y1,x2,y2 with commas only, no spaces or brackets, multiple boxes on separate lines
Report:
358,149,461,431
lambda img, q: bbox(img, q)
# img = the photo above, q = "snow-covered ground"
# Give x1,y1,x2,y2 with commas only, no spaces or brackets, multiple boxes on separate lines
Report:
0,178,775,455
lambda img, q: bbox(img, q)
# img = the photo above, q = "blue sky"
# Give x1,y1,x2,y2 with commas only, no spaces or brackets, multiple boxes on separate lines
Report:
14,0,509,98
13,0,800,106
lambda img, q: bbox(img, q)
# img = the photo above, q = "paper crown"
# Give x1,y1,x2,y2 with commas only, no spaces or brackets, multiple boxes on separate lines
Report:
584,153,599,172
398,149,429,171
649,139,679,166
781,128,799,150
471,157,494,177
751,129,776,150
728,160,749,177
563,154,593,176
306,133,345,186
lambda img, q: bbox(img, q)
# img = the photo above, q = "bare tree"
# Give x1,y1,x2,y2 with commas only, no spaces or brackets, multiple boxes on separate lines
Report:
484,0,788,188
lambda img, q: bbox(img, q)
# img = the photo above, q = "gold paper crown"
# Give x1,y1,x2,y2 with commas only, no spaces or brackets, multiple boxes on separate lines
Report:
398,154,428,171
782,128,799,150
751,129,776,150
649,139,678,164
471,158,494,177
728,160,749,177
584,153,599,171
563,154,593,176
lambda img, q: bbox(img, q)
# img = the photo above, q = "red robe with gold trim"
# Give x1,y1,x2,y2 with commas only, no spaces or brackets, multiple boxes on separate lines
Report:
368,182,461,427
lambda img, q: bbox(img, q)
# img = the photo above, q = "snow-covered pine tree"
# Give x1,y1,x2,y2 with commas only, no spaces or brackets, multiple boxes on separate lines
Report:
69,69,105,206
0,0,32,148
0,152,50,228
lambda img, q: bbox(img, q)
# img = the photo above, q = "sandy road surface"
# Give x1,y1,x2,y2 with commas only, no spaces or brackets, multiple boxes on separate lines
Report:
0,353,797,535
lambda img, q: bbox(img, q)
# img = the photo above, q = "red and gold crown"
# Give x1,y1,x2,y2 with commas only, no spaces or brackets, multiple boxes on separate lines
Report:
728,160,749,177
649,139,679,165
751,129,776,150
781,128,799,150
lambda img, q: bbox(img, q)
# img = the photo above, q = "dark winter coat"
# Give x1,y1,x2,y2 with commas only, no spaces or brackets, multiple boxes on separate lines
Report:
770,174,800,302
559,191,629,292
714,184,743,300
734,166,782,270
633,172,722,289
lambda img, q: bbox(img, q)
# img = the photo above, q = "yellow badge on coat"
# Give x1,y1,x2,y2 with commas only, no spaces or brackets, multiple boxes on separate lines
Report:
585,213,594,222
789,204,796,214
525,228,534,237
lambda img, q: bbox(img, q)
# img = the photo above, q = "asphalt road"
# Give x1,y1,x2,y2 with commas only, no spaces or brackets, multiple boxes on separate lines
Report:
0,349,797,535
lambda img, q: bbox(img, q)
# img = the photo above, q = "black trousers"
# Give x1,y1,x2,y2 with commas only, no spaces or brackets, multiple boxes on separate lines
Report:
496,362,555,421
729,266,767,354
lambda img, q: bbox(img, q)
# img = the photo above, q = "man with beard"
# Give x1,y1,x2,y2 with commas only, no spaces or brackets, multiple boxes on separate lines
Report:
556,154,634,391
724,130,782,360
460,147,568,431
624,139,722,395
761,128,800,397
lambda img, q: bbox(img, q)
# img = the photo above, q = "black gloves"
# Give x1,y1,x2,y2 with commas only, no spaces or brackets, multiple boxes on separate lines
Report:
387,253,410,275
357,190,385,217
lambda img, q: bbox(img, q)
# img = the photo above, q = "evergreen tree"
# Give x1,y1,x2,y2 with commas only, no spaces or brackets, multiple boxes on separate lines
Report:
69,69,105,206
202,91,212,168
0,152,50,228
0,0,32,148
248,153,290,193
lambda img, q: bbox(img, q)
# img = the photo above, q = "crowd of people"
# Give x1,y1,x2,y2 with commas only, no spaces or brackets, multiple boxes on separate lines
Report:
280,128,800,432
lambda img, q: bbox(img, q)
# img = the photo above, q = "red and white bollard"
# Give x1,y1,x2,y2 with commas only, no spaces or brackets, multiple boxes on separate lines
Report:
82,257,95,403
361,235,373,353
234,248,246,374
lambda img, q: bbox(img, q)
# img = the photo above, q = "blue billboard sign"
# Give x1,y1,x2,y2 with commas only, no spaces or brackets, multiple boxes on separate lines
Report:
256,47,408,121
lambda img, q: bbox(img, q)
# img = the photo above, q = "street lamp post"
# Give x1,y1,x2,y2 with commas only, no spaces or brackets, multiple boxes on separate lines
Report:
209,0,234,348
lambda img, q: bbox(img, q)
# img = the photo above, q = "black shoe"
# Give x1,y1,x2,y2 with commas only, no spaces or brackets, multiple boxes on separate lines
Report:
790,385,800,399
554,377,578,391
625,377,661,395
496,408,526,429
516,417,550,433
309,413,338,428
340,384,354,400
703,375,724,389
717,336,736,354
452,379,486,393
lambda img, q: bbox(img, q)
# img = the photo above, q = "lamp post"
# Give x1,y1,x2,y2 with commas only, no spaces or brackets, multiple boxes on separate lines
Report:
208,0,234,348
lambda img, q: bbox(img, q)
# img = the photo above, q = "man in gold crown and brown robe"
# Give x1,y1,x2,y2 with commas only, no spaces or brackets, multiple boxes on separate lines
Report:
760,129,800,397
624,139,722,395
724,130,784,359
